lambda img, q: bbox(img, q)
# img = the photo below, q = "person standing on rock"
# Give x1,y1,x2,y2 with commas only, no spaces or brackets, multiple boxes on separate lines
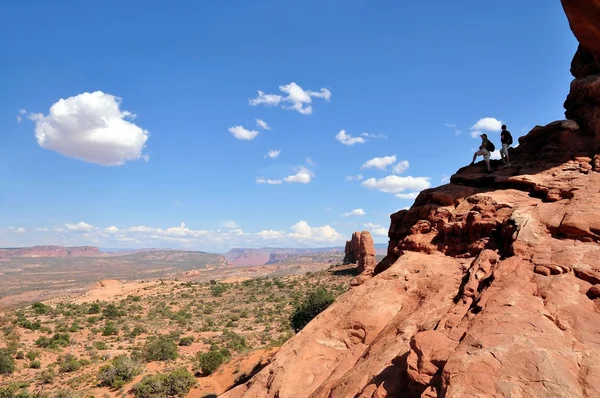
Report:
470,133,494,172
500,125,513,165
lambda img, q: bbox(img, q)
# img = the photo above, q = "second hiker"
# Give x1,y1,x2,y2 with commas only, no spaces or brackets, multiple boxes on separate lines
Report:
470,133,495,172
500,124,513,165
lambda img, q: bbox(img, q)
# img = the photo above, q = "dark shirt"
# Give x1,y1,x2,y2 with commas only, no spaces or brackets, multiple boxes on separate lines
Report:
501,129,513,145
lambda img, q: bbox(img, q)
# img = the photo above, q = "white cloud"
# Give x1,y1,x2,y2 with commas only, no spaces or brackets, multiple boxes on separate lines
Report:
283,167,313,184
361,155,396,170
229,125,259,140
65,222,95,232
265,150,280,159
362,175,431,194
441,175,450,184
256,177,283,185
335,130,366,146
364,222,387,237
17,115,22,123
249,82,331,115
306,157,315,165
257,230,284,239
289,221,343,242
223,220,239,229
445,123,457,128
392,160,409,174
342,208,366,217
455,130,463,136
128,222,209,239
361,132,388,139
104,226,119,234
490,150,502,160
470,117,502,138
346,174,364,181
395,192,420,200
29,91,149,166
19,109,26,115
15,227,26,234
255,118,271,130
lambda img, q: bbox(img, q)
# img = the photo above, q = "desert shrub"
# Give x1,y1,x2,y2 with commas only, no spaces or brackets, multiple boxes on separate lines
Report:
88,303,101,314
26,351,38,361
0,349,16,374
102,321,118,336
178,336,194,346
0,384,17,398
290,288,335,332
223,331,247,352
15,351,24,360
143,335,178,361
57,354,84,373
32,302,50,315
93,341,108,350
129,325,147,337
51,389,80,398
102,304,123,319
97,355,141,389
132,367,196,398
196,348,231,376
35,333,70,349
30,360,41,369
40,368,56,384
210,284,226,297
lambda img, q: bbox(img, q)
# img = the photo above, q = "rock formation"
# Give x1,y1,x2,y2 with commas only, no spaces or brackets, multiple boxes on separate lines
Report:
343,232,361,264
0,245,102,258
343,231,377,284
222,4,600,398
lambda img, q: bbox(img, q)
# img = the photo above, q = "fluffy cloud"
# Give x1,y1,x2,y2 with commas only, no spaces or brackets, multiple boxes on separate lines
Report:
249,82,331,115
15,227,26,234
470,117,503,138
361,155,396,170
392,160,410,174
346,174,363,181
335,130,366,145
223,220,239,229
288,221,343,242
395,192,420,200
29,91,149,166
283,167,313,184
361,132,388,139
104,226,119,234
265,150,280,159
362,175,431,194
255,118,271,130
364,222,388,237
256,177,283,185
229,125,259,140
342,208,366,217
257,230,284,239
65,222,95,232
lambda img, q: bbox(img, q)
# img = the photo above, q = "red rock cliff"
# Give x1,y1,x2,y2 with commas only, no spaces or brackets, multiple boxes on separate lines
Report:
222,5,600,398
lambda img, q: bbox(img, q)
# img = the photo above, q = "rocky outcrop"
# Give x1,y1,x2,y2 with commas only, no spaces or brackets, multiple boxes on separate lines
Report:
221,4,600,398
343,232,361,264
343,231,377,285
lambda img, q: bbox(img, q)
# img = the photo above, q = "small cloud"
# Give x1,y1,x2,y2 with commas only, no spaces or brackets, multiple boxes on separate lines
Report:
362,175,431,194
265,150,280,159
470,117,502,138
342,208,366,217
65,222,95,232
335,130,366,145
445,123,457,128
229,125,259,140
257,229,284,239
392,160,410,174
364,222,387,236
255,118,271,130
361,132,388,139
454,130,463,136
361,155,397,170
346,174,364,181
19,109,26,115
283,167,313,184
142,154,150,162
256,177,282,185
249,82,331,115
16,115,22,123
104,226,119,234
441,175,450,184
223,220,239,229
395,192,419,200
306,157,315,165
15,227,26,234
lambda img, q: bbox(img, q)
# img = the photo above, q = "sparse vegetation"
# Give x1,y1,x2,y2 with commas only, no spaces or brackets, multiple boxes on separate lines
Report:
290,287,336,332
133,367,196,398
97,355,142,389
0,349,16,374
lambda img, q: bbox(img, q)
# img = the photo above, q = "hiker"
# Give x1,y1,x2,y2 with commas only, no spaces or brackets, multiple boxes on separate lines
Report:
500,124,513,165
470,133,495,171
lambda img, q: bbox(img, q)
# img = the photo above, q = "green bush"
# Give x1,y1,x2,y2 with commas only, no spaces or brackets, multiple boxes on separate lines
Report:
178,336,194,346
35,333,70,349
133,367,196,398
196,348,231,376
58,354,84,373
26,351,38,361
40,368,56,384
97,355,141,389
102,321,118,336
30,360,41,369
32,302,50,315
210,284,227,297
143,335,178,361
0,349,16,374
290,288,335,332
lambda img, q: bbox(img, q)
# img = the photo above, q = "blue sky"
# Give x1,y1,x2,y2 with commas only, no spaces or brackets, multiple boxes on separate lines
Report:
0,1,578,252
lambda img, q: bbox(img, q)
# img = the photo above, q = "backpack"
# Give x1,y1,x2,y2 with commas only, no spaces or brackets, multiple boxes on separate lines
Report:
486,140,495,152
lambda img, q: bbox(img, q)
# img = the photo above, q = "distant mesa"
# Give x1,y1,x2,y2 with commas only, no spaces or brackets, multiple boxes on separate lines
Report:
0,245,102,258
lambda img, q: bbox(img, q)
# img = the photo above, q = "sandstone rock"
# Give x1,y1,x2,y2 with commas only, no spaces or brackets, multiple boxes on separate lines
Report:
343,232,361,264
588,284,600,299
222,3,600,397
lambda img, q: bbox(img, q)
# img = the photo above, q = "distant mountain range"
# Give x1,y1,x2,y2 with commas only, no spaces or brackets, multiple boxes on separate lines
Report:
0,244,388,266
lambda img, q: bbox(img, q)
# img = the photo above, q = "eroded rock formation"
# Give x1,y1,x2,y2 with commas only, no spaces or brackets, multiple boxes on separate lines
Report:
221,4,600,397
343,231,377,285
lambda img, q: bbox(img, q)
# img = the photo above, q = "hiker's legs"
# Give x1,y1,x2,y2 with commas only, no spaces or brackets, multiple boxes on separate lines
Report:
483,151,491,171
471,152,477,164
502,144,510,164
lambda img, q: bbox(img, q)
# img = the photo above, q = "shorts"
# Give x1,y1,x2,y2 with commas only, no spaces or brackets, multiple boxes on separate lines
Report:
475,148,490,161
501,143,509,154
